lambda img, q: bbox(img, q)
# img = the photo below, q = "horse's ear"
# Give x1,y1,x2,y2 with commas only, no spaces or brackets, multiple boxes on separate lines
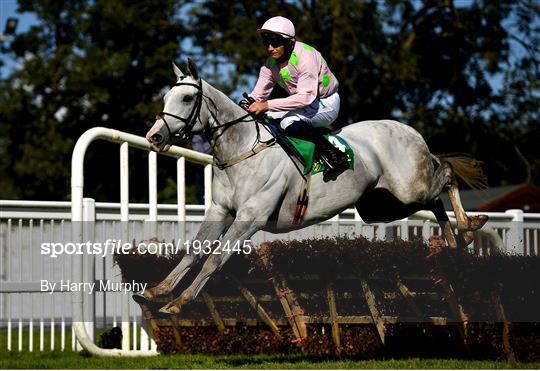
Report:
187,58,199,80
172,61,184,79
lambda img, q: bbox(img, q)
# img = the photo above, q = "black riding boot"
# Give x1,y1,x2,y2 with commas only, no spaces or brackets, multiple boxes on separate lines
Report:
312,135,349,181
284,121,349,181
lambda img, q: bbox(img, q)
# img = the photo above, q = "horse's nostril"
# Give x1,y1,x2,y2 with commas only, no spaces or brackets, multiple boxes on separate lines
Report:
152,134,163,143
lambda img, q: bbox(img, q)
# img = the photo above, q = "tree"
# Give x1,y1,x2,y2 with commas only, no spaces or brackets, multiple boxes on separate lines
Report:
0,0,188,200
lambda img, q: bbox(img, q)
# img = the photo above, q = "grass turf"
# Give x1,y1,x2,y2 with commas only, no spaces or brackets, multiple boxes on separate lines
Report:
2,351,540,370
2,329,540,369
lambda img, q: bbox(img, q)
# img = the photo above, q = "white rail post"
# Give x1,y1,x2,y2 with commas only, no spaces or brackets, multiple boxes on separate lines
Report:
177,158,186,241
422,219,431,242
142,151,158,351
6,219,12,351
400,218,409,241
17,220,22,352
82,198,96,343
354,208,364,238
204,164,212,212
72,139,84,353
330,213,340,238
505,209,524,255
375,223,387,241
148,151,158,237
120,142,130,351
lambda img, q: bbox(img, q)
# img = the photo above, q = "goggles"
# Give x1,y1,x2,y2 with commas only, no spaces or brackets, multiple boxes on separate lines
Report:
261,33,287,47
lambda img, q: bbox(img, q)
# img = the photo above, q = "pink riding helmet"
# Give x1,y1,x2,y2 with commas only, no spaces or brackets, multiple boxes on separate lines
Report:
257,16,295,39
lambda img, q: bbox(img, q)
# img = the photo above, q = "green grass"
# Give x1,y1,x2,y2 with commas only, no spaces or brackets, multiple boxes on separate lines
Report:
2,351,540,370
2,329,540,369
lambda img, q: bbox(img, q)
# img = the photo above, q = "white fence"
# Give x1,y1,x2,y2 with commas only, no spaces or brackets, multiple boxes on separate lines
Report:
1,127,539,354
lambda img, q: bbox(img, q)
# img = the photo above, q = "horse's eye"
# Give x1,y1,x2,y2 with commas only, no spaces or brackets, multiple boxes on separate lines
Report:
183,95,194,103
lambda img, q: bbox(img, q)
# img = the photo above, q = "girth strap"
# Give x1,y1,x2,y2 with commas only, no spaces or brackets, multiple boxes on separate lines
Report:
214,138,277,170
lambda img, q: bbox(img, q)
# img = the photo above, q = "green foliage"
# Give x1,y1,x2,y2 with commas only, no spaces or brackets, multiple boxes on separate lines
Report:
0,0,187,200
158,177,197,204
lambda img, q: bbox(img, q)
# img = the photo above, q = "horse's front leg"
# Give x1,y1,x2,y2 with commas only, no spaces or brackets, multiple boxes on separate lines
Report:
159,217,264,314
133,205,233,304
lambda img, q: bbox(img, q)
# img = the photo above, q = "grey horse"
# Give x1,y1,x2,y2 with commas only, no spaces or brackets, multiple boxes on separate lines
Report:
136,59,488,314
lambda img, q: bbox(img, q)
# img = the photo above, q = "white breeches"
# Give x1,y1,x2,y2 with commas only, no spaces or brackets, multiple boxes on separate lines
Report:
267,92,340,130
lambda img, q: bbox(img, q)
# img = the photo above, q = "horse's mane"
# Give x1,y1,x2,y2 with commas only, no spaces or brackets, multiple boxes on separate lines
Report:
201,80,250,117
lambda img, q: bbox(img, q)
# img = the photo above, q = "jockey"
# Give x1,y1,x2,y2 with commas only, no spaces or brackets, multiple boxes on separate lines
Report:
244,16,349,180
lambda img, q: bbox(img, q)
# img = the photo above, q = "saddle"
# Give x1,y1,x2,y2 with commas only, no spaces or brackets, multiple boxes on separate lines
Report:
259,115,352,177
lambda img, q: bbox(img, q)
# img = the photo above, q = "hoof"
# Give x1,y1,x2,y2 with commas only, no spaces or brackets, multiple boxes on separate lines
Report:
159,303,181,315
132,291,151,305
467,215,489,231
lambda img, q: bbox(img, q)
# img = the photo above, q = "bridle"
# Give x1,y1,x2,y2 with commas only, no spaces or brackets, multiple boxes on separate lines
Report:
156,77,276,169
157,78,204,140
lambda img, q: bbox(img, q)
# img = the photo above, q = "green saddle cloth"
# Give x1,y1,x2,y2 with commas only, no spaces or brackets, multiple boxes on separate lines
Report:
287,134,354,175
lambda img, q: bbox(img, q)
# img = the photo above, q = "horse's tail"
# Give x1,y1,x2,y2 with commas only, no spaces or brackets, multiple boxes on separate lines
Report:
431,153,488,190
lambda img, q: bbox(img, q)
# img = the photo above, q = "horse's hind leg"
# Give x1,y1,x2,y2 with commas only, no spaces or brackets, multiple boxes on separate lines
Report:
431,198,458,248
426,162,458,248
447,182,487,231
447,182,488,246
428,160,489,247
428,161,488,247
